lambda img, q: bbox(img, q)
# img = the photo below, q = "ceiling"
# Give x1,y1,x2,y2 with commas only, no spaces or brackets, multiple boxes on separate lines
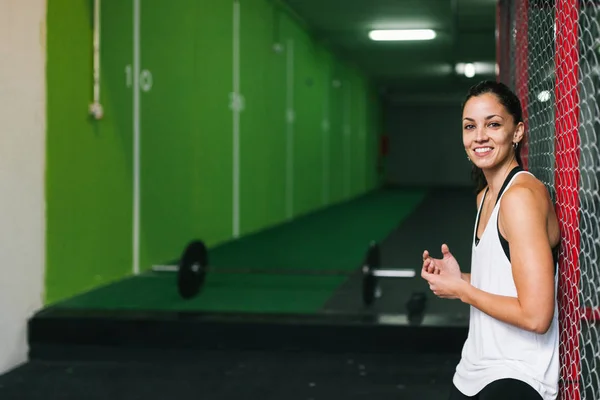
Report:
280,0,498,103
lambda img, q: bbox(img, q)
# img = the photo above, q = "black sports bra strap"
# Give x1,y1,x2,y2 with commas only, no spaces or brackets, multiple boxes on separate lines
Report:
495,166,524,206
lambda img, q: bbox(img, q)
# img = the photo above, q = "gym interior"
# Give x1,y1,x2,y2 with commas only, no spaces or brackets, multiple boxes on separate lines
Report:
1,1,598,399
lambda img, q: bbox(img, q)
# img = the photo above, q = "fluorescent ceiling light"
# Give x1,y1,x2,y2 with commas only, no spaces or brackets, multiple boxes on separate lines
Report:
455,62,495,78
368,29,436,41
464,63,475,78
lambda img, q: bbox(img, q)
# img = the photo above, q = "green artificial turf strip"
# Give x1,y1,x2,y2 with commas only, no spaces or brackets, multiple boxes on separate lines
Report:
50,272,346,313
209,188,427,271
52,189,427,313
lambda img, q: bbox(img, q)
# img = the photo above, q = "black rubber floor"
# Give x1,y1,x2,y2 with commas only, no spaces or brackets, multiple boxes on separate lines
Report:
378,187,475,274
323,187,475,320
0,350,459,400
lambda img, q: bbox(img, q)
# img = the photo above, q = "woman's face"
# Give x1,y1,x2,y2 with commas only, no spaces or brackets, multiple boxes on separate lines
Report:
462,93,523,171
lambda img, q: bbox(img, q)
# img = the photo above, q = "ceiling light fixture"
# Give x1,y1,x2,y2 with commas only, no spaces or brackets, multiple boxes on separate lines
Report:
455,62,496,77
368,29,436,41
464,63,476,78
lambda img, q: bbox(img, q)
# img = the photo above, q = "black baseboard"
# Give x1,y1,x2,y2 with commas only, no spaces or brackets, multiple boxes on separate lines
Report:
28,308,468,362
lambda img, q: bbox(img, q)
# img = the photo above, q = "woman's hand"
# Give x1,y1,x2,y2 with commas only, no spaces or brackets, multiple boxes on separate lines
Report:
421,244,466,300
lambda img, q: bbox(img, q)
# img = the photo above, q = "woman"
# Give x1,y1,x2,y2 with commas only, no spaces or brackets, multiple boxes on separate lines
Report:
420,80,560,400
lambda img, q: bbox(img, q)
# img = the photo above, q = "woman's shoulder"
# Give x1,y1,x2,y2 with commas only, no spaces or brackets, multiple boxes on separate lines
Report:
500,170,561,250
501,171,552,213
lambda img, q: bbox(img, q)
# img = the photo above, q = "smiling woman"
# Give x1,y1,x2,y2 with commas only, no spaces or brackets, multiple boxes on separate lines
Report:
462,81,526,194
421,80,561,400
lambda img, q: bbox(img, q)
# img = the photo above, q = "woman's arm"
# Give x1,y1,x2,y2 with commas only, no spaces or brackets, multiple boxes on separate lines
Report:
459,284,550,334
422,182,556,334
464,184,556,334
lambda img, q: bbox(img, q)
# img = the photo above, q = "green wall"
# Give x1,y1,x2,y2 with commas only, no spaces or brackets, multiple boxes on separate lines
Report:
45,0,382,304
46,0,133,304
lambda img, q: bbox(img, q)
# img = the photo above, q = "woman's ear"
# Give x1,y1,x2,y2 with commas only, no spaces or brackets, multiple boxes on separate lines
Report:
514,121,525,144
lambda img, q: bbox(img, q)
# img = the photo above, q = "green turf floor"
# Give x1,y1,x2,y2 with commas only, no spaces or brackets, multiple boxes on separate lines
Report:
51,188,427,314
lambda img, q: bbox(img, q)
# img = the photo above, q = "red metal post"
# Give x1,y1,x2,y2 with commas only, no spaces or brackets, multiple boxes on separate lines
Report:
554,0,582,398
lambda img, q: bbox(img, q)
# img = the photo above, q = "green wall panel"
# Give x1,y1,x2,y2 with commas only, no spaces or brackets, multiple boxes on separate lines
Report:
368,87,384,188
46,0,133,304
290,23,325,217
192,0,235,245
350,70,367,196
328,59,346,204
139,0,197,267
238,0,285,234
317,48,334,206
139,0,234,267
262,12,288,227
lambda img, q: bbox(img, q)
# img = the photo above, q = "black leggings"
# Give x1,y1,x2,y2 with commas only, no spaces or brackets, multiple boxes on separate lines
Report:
448,378,543,400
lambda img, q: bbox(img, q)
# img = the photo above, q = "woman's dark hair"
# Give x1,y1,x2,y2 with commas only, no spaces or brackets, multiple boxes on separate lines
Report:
462,80,524,193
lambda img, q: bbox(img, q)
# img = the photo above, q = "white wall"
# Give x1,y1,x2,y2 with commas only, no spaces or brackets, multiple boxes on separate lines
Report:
0,0,47,374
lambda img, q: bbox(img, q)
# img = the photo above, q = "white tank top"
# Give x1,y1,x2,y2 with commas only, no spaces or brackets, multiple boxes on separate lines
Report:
452,170,559,400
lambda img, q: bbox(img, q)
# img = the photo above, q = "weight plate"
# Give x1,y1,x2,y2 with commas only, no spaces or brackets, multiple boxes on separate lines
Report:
406,292,427,324
362,263,377,306
366,241,381,269
177,240,208,299
362,242,380,306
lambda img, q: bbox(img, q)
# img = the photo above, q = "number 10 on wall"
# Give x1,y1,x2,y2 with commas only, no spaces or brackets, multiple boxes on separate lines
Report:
125,65,153,92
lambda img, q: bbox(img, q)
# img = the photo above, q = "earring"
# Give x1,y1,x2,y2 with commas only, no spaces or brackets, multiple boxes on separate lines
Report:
513,142,518,149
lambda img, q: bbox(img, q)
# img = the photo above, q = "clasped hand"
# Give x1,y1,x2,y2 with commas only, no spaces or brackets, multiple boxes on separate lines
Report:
421,244,465,300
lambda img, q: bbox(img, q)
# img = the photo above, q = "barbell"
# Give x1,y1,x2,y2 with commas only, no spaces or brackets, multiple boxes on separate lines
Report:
151,240,416,306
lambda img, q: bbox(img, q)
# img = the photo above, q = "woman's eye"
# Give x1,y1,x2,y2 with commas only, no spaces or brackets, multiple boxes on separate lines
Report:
464,124,474,130
488,122,500,127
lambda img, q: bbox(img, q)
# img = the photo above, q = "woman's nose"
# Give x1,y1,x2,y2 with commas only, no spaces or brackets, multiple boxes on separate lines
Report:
474,127,488,141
